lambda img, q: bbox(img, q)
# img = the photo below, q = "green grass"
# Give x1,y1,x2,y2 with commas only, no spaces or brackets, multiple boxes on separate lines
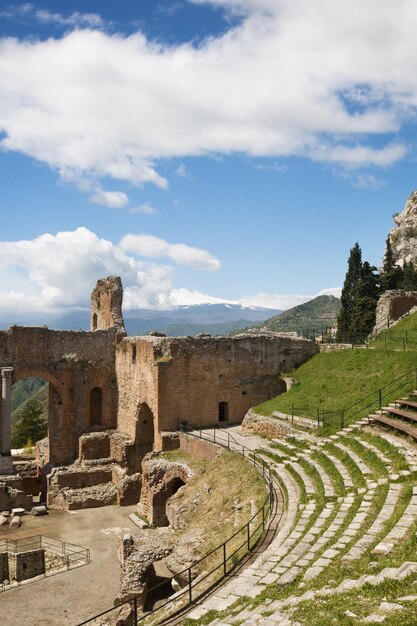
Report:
370,310,417,352
290,575,417,626
356,430,408,472
255,349,417,428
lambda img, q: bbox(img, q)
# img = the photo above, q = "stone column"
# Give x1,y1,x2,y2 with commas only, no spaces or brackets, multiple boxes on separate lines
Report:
1,367,13,456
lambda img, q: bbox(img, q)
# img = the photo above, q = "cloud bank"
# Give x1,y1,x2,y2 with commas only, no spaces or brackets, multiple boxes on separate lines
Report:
0,0,416,196
0,228,339,318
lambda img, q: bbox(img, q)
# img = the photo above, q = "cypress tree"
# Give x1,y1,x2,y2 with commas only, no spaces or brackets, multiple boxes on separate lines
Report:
350,262,381,339
381,236,403,290
337,242,362,340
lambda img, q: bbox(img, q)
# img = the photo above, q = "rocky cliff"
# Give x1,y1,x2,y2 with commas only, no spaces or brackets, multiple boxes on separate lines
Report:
389,190,417,266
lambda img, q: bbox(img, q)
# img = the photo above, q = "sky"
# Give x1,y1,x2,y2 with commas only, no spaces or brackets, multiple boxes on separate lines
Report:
1,0,417,320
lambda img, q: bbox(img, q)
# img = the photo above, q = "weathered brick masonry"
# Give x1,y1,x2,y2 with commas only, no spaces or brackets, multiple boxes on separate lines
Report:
0,276,317,500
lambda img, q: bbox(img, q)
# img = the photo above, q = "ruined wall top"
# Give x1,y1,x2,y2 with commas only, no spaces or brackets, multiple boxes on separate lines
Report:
90,276,126,334
373,289,417,332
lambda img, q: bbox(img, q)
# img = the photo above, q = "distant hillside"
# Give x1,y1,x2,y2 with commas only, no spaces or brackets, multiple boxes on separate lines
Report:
12,377,47,413
234,295,341,336
162,319,254,337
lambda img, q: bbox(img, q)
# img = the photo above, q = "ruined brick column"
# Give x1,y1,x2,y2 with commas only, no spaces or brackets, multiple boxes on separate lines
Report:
1,367,13,456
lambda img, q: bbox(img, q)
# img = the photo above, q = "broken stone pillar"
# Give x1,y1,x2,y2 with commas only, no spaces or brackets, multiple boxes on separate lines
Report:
1,368,13,470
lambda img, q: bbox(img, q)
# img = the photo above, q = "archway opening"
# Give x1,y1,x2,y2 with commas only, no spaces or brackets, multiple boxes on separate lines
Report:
135,402,155,455
143,562,176,611
153,477,185,527
92,313,98,331
218,401,229,423
11,376,49,503
90,387,103,426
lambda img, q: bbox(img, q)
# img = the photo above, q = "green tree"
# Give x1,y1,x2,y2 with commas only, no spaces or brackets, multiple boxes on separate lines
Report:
350,262,381,339
12,398,47,448
381,236,403,290
337,242,362,340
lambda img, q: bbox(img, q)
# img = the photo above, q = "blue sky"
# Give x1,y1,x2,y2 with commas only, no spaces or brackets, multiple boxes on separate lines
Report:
0,0,416,319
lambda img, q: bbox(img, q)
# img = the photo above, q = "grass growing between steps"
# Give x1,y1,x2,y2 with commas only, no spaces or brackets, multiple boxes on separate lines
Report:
356,430,409,472
290,574,417,626
338,433,388,478
255,350,417,428
322,442,368,488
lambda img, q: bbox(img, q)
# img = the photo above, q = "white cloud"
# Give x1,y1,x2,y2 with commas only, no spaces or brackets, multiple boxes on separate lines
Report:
170,286,342,310
129,202,157,215
119,234,221,270
353,174,387,190
33,9,105,29
0,228,176,313
176,163,190,177
0,4,105,29
0,228,221,318
90,188,129,208
0,1,416,192
0,227,341,318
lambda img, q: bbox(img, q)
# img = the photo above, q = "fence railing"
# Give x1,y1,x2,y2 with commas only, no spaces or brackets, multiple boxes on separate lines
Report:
78,426,283,626
339,367,417,428
290,404,340,428
0,534,90,593
291,367,417,431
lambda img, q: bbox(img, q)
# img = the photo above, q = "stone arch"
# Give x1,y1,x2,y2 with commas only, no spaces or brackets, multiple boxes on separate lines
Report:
90,387,103,426
12,370,63,470
135,402,155,451
152,476,186,527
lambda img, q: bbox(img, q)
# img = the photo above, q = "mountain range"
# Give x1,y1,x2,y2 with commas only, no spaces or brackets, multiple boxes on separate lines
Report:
0,303,282,337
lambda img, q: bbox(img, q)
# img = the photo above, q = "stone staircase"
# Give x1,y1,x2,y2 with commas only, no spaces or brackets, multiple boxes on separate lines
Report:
186,422,417,626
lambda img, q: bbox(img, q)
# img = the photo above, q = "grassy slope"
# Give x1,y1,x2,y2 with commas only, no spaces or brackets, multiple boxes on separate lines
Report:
371,310,417,350
163,449,267,567
256,349,417,425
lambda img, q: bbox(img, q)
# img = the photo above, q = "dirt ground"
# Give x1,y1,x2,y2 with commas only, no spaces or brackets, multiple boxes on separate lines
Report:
0,504,138,626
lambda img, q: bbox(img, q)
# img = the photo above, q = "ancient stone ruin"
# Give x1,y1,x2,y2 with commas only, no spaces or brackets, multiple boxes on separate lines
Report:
0,276,317,511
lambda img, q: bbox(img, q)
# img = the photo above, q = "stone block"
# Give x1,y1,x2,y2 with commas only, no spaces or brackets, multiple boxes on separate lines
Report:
31,505,47,516
79,432,110,462
14,549,45,582
9,516,21,528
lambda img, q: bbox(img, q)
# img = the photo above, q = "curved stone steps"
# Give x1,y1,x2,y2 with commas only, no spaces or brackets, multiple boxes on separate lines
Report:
318,449,355,491
302,493,363,580
284,459,316,498
331,440,373,477
342,481,405,562
295,453,335,499
264,466,303,555
251,455,337,586
372,485,417,556
256,447,360,584
366,429,417,473
352,434,394,470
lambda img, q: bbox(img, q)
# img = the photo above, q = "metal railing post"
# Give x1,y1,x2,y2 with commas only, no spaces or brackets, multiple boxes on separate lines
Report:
223,543,227,575
378,388,382,408
247,523,250,550
188,567,192,603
